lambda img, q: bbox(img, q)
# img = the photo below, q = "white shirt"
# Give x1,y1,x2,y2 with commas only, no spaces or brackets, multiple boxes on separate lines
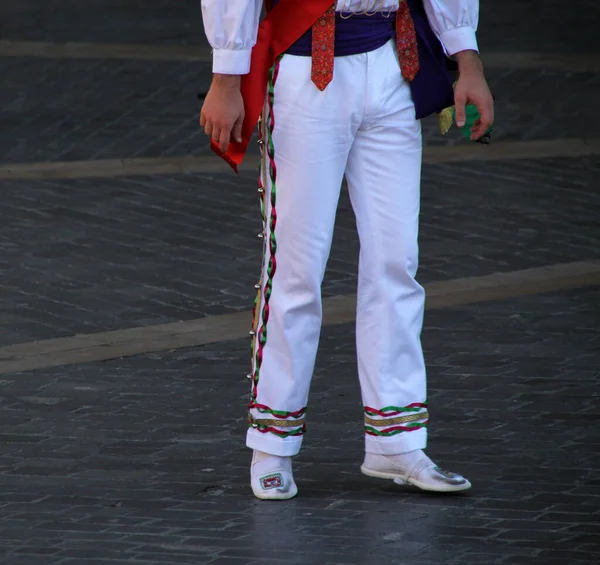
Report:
201,0,479,75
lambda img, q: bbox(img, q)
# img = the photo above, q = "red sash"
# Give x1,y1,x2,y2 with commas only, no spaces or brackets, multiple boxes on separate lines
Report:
209,0,334,173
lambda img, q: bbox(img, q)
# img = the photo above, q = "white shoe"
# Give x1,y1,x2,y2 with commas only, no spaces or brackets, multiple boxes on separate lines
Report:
361,451,472,493
250,450,298,500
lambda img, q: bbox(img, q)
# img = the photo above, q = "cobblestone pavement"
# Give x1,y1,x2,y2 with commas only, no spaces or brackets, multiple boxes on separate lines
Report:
1,57,599,163
1,289,599,565
0,156,598,346
1,0,600,164
0,1,599,564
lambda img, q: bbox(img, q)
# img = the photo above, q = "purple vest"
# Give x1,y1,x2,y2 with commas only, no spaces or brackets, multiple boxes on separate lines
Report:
270,0,455,119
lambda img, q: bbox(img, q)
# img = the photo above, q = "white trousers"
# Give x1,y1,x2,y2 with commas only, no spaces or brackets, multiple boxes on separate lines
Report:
247,39,428,457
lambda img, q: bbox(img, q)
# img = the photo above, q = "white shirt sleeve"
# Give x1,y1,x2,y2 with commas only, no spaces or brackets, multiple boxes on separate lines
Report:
422,0,479,56
201,0,262,75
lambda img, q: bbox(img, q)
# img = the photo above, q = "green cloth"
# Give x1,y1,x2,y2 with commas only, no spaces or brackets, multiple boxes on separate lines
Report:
453,104,493,141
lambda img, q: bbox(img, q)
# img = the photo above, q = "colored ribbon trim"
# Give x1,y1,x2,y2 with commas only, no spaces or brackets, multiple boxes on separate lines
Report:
249,414,306,428
365,421,429,436
364,411,429,427
251,423,306,438
249,402,306,419
249,59,281,408
364,403,427,417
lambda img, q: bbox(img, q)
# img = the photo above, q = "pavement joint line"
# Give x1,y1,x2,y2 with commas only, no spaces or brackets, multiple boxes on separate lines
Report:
1,40,599,71
0,260,598,375
1,138,599,181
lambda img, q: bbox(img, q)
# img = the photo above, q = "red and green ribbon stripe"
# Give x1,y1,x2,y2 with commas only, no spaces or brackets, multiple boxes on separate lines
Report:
364,403,427,418
249,402,306,419
249,57,282,405
252,423,306,438
365,421,428,437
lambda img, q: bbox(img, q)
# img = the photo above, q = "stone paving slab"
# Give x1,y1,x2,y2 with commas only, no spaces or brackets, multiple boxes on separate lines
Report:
0,156,598,347
2,261,597,375
1,54,600,164
0,1,598,563
1,0,599,55
5,139,600,180
0,0,204,47
0,57,211,165
0,288,598,564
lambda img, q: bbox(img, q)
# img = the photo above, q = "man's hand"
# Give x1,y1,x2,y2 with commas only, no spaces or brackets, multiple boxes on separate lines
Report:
454,51,494,141
200,74,245,153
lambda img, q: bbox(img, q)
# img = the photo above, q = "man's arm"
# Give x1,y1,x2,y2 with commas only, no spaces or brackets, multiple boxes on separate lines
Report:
422,0,494,139
200,0,262,151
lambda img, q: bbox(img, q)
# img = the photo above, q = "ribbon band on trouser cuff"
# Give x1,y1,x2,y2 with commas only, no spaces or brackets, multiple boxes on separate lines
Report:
249,414,306,428
364,410,429,427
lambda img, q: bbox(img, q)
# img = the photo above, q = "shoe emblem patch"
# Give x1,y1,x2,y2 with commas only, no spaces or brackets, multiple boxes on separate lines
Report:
260,473,283,490
433,467,460,480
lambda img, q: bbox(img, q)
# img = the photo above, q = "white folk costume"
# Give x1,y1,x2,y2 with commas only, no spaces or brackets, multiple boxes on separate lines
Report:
201,0,479,499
